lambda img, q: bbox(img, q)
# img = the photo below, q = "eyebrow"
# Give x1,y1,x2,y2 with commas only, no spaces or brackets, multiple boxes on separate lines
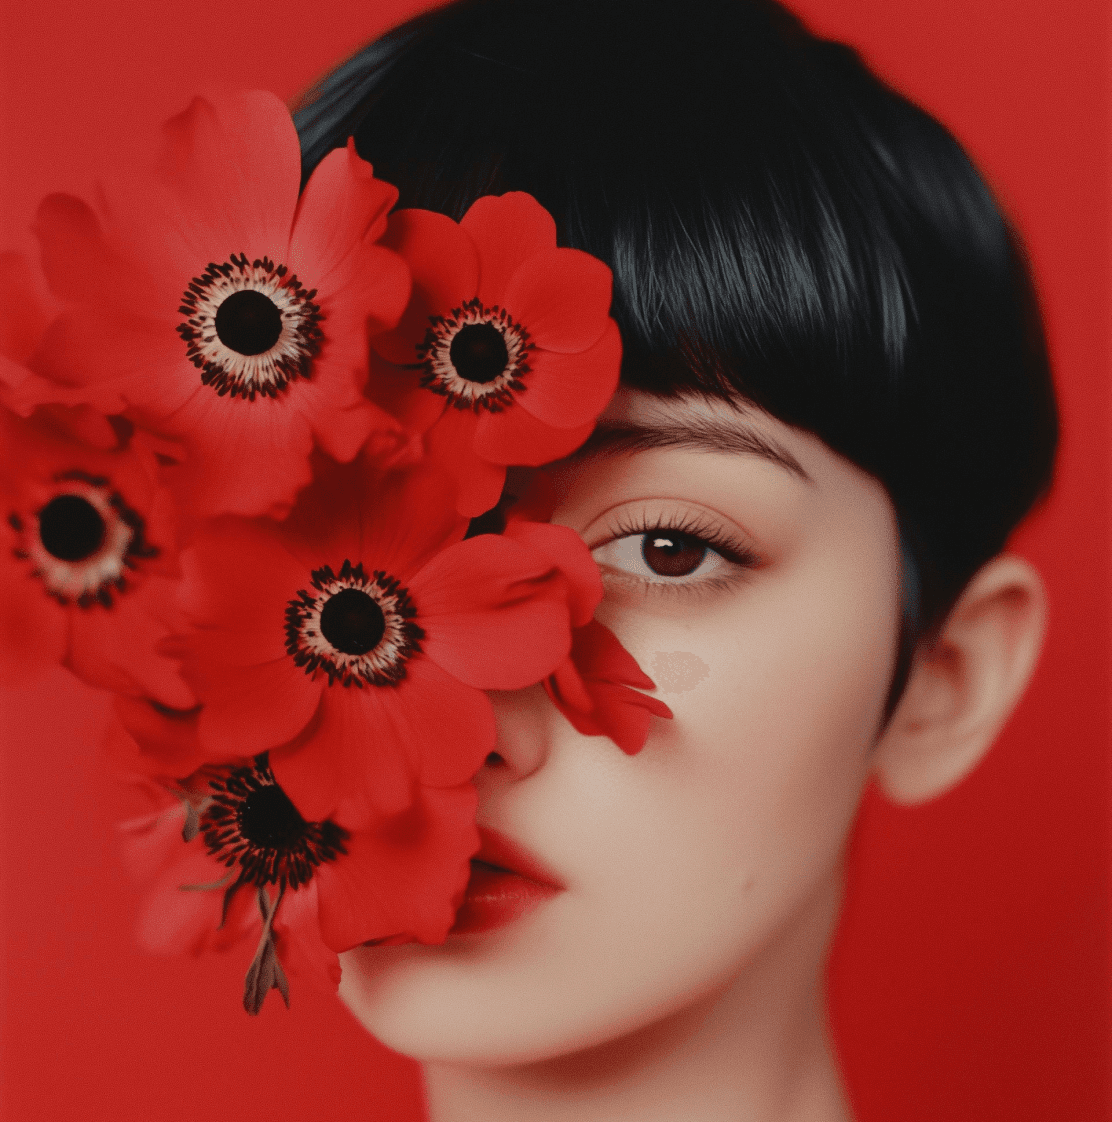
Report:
569,416,812,483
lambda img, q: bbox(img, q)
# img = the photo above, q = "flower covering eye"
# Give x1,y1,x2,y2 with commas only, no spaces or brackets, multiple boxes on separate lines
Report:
8,90,673,1016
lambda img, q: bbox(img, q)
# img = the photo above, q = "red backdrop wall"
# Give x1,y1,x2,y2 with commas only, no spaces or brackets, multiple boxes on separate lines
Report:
1,1,1108,1119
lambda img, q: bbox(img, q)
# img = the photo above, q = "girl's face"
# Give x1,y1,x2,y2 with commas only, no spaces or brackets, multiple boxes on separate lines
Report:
339,389,903,1065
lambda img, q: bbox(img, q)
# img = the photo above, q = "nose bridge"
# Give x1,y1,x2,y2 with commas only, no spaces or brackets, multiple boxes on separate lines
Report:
482,684,559,783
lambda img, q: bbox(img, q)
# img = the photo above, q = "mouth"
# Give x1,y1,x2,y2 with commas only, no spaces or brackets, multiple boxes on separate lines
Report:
449,825,563,936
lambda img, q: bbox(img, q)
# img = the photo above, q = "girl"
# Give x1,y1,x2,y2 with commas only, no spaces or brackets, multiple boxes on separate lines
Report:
289,1,1058,1118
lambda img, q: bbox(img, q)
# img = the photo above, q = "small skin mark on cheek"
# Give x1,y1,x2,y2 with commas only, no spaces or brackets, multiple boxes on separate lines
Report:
649,651,710,694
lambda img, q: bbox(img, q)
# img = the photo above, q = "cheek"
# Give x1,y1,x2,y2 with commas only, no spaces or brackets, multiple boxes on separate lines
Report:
596,559,898,952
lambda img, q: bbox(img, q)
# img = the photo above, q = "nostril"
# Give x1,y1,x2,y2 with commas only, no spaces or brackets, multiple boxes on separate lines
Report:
484,751,507,767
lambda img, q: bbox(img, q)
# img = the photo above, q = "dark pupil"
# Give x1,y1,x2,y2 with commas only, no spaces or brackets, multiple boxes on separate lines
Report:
214,289,283,356
642,532,708,577
38,495,106,562
449,323,509,384
237,784,306,850
319,587,386,655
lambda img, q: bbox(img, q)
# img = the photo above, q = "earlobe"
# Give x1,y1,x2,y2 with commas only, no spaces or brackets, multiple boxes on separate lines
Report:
874,554,1048,805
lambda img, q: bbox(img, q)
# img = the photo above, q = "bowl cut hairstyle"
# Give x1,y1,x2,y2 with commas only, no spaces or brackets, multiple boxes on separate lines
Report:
295,0,1058,705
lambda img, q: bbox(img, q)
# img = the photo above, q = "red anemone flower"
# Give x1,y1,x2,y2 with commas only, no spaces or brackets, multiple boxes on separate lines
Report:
117,739,478,1012
27,90,410,519
0,405,193,707
368,192,622,517
174,456,585,827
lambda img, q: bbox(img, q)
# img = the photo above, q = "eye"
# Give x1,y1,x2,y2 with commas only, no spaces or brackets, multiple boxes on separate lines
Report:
592,529,737,584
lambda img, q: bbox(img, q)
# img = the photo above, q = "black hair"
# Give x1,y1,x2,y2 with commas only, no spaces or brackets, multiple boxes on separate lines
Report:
294,0,1058,705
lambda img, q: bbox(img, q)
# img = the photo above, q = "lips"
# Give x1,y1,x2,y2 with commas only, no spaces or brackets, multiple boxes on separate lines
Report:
449,825,563,936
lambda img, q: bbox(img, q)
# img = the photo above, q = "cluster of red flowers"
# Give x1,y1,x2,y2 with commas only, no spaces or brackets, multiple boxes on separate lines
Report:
1,91,670,1013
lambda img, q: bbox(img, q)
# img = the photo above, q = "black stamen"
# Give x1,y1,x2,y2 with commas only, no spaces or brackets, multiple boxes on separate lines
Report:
319,587,386,655
38,495,105,561
201,756,348,893
238,784,308,851
214,289,283,356
450,323,509,384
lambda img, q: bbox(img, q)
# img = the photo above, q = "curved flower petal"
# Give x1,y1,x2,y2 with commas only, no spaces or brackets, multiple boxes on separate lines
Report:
106,695,209,780
315,783,478,950
462,192,557,308
33,193,164,315
516,320,622,429
544,620,673,755
289,138,400,293
163,390,317,519
155,90,301,262
0,552,67,686
373,209,480,362
503,520,602,627
196,657,322,761
388,657,496,788
68,577,196,708
0,251,55,364
412,534,573,689
474,404,595,467
31,310,192,416
502,247,613,354
270,685,416,824
425,410,507,518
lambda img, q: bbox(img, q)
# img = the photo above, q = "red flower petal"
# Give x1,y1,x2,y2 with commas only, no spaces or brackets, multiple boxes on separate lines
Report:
516,320,622,429
0,251,54,364
502,248,613,354
544,620,673,755
474,404,595,467
502,520,603,627
106,696,208,780
68,577,196,708
424,410,507,518
180,518,307,655
289,139,400,295
155,91,300,263
461,192,557,307
271,685,416,824
374,209,480,363
162,390,317,520
315,784,478,950
31,310,192,417
33,193,162,315
412,534,573,690
388,656,497,788
196,657,322,761
0,552,66,686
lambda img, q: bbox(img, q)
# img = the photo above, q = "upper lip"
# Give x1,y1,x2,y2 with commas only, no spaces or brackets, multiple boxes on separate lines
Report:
474,825,564,890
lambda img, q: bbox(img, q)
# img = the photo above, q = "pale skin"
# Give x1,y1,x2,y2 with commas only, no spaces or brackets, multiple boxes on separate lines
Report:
339,389,1047,1122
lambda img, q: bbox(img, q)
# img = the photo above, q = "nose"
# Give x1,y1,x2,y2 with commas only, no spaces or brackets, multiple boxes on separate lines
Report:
477,684,556,788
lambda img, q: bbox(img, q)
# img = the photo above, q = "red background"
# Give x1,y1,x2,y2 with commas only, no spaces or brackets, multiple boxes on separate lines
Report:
1,1,1108,1119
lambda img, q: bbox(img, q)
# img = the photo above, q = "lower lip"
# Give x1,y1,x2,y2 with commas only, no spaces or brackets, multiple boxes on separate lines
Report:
449,860,561,936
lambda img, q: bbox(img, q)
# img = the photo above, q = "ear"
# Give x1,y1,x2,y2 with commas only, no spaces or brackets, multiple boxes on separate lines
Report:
874,554,1047,804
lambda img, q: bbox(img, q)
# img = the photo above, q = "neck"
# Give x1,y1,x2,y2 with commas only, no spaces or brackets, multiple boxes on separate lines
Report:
422,879,852,1122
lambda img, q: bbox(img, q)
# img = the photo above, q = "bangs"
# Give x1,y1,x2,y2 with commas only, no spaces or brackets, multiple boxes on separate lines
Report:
295,0,1056,633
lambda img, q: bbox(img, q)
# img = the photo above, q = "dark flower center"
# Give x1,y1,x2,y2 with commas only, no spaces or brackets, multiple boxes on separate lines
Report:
319,587,386,655
201,755,349,892
215,289,284,356
238,783,308,851
449,322,509,384
642,533,708,577
38,495,106,562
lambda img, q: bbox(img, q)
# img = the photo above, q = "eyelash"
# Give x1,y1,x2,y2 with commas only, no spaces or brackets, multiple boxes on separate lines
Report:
592,509,761,595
